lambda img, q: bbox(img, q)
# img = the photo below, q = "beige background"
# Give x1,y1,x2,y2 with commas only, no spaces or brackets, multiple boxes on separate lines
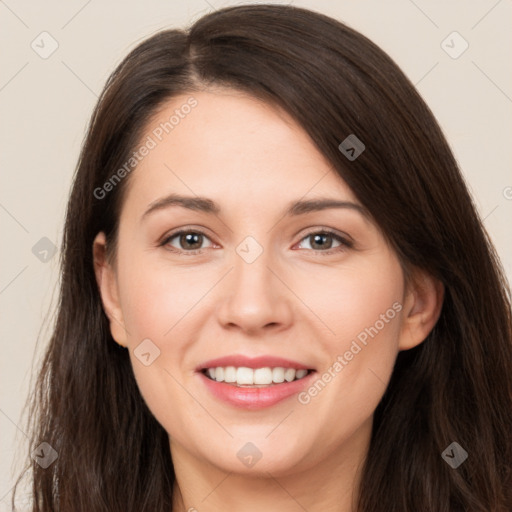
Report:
1,0,511,508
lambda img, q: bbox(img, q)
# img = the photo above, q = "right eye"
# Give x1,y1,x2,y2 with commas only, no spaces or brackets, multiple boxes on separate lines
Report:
161,229,214,255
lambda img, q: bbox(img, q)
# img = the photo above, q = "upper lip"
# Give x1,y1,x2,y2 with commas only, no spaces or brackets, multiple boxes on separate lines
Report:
197,355,314,371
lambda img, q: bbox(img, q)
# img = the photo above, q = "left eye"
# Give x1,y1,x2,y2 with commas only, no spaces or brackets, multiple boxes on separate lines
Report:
296,231,348,252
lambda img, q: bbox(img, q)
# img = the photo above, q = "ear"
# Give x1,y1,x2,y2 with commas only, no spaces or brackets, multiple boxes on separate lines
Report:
92,232,128,347
398,268,444,351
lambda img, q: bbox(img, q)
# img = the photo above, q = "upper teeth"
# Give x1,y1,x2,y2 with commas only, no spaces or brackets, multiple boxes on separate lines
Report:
206,366,309,385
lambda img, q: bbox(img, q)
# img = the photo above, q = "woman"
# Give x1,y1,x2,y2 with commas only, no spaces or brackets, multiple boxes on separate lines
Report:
14,4,512,511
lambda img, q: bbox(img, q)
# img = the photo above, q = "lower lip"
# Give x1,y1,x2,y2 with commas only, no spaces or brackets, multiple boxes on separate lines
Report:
198,371,316,410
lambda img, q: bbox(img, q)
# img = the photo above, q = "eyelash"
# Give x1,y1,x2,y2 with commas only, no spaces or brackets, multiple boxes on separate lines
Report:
159,227,353,256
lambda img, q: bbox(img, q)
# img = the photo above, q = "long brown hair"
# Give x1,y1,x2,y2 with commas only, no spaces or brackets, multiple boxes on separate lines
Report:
14,4,512,511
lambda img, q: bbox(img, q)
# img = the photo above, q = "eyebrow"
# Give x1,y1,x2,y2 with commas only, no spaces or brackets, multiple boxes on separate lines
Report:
141,193,369,221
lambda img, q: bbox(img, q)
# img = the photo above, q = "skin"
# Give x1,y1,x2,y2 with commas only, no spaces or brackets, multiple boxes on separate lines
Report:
93,89,443,512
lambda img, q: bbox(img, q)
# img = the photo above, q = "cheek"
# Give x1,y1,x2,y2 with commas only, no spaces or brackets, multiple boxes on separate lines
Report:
117,256,208,341
115,256,215,419
294,252,404,346
116,258,204,435
297,253,404,412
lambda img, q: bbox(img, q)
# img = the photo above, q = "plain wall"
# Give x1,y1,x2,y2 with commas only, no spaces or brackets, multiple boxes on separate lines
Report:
1,0,511,508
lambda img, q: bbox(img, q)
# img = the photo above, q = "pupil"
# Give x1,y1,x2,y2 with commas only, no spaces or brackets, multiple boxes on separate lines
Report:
182,233,201,250
312,233,331,250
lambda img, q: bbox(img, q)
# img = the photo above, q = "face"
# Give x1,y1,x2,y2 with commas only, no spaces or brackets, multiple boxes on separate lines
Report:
94,89,438,477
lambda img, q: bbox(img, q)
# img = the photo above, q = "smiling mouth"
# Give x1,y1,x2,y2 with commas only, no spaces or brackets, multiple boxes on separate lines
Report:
201,366,314,387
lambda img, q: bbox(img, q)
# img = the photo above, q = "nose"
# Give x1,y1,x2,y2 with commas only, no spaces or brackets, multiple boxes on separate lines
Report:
215,245,294,336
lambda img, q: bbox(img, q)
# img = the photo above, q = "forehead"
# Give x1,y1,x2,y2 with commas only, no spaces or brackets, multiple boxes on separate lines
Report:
122,89,359,216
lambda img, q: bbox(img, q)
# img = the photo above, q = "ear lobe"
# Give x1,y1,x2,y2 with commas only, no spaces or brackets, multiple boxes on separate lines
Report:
398,269,444,351
92,232,128,347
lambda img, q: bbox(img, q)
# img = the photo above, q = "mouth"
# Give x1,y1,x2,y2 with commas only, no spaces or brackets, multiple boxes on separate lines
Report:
201,366,313,387
196,355,317,409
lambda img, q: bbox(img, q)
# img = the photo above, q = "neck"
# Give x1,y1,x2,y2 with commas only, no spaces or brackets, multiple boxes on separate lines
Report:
170,417,371,512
